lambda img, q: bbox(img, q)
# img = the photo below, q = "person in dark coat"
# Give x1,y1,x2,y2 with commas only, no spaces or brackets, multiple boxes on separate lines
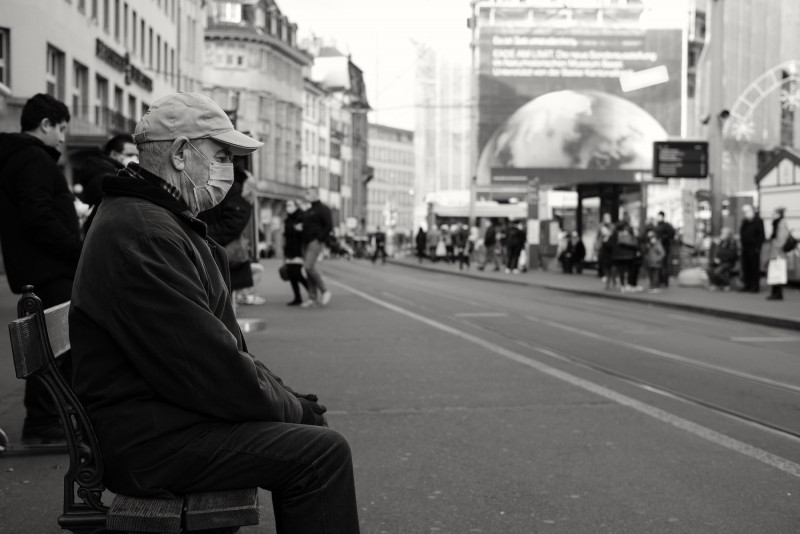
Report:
655,211,676,287
198,165,255,297
301,188,334,306
76,133,139,206
282,199,309,306
739,204,766,293
609,221,638,291
372,225,387,264
478,219,501,271
506,220,525,273
0,93,81,444
69,93,360,533
708,227,739,291
415,226,427,263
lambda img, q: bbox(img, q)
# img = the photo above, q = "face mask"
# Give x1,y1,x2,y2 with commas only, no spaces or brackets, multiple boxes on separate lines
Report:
184,141,234,212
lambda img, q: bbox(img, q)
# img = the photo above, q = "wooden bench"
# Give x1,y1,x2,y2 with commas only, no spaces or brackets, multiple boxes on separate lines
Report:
8,286,260,533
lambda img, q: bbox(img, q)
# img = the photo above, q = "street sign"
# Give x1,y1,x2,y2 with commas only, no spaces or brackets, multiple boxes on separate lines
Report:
653,141,709,178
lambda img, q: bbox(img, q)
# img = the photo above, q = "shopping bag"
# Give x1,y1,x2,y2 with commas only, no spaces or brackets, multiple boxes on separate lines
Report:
518,248,528,270
767,257,788,286
435,240,446,257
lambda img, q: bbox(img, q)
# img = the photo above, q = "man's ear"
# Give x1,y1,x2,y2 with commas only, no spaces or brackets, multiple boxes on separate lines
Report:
39,117,52,133
170,137,190,171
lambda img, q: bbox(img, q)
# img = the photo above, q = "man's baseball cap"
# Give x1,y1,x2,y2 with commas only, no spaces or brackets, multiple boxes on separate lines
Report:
133,92,263,156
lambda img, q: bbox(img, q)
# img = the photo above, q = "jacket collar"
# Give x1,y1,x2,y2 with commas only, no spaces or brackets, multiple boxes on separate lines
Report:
102,163,208,237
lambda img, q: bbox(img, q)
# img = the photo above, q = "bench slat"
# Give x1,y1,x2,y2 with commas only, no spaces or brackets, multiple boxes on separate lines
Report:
8,301,70,379
185,488,260,531
106,494,184,533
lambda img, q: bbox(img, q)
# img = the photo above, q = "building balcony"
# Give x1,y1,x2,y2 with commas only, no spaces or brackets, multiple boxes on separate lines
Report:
69,106,137,138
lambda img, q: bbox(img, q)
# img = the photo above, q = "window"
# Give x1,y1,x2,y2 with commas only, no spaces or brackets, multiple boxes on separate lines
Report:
91,0,97,18
218,3,242,23
45,45,65,99
72,61,89,118
132,11,137,53
148,28,153,68
114,85,123,112
114,0,120,40
78,0,86,12
156,35,161,72
103,0,109,32
128,94,136,120
95,74,108,126
123,4,128,48
0,28,8,87
140,19,145,62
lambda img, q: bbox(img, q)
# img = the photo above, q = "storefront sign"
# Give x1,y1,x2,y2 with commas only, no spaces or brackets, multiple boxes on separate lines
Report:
96,39,152,92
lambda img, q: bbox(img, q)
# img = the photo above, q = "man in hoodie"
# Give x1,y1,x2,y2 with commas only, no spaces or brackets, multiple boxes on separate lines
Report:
76,133,139,207
0,93,81,444
69,92,359,533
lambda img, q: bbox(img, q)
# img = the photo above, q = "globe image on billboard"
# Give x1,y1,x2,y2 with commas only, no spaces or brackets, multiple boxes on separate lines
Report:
477,90,668,181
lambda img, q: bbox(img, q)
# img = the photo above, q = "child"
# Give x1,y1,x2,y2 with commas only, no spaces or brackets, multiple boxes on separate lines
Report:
644,231,665,293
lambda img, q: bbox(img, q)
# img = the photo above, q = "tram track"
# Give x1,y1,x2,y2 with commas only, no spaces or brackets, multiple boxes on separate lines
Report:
456,316,800,444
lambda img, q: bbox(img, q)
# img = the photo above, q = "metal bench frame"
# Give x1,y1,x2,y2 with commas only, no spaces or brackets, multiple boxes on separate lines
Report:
8,286,258,533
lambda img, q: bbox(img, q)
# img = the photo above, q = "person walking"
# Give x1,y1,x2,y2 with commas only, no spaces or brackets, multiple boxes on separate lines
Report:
415,226,427,263
739,204,766,293
506,220,525,274
0,93,81,444
644,231,665,293
478,219,501,271
70,92,360,533
655,211,676,287
198,165,263,305
766,207,792,301
283,199,309,306
372,225,387,264
301,187,333,306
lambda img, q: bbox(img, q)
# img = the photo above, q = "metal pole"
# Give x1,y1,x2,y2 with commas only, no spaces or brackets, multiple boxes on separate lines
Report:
707,0,726,237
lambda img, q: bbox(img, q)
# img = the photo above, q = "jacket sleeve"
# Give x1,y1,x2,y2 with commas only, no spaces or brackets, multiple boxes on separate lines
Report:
106,230,303,423
203,196,252,246
321,206,333,238
15,153,81,261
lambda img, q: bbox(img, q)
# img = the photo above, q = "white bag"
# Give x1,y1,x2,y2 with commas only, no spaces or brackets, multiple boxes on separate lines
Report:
518,248,528,270
767,257,788,286
435,240,446,257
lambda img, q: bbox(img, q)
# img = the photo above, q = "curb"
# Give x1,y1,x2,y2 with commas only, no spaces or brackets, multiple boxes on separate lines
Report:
387,259,800,332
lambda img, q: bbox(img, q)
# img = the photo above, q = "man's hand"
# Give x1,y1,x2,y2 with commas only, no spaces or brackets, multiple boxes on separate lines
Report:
299,396,328,427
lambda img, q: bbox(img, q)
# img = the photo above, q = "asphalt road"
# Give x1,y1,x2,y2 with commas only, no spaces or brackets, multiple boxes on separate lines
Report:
2,261,800,533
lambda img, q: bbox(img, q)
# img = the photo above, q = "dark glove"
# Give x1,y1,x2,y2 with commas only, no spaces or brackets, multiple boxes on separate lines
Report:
299,397,328,426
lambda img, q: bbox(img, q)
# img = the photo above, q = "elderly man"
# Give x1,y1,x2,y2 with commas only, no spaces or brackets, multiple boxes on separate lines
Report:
70,92,359,533
739,204,765,293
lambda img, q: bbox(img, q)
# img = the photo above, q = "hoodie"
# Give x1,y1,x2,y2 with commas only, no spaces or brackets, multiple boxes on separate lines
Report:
0,132,82,293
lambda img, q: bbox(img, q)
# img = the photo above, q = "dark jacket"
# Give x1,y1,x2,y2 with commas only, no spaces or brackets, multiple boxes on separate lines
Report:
740,216,766,251
76,149,124,206
198,181,253,290
415,228,427,250
301,200,333,244
611,223,638,261
283,210,304,259
70,166,303,497
506,226,525,248
0,133,82,293
484,225,497,247
655,221,676,248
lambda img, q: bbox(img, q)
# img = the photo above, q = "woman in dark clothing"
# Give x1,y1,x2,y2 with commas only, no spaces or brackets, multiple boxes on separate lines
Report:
198,167,254,294
609,221,638,292
283,199,309,306
415,227,427,263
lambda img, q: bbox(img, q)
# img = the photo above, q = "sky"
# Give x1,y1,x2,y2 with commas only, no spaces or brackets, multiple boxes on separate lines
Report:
281,0,473,130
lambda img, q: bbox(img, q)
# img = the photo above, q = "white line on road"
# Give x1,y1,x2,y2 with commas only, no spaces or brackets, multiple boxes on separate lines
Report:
730,337,800,343
525,315,800,394
453,312,509,318
330,279,800,479
380,292,418,307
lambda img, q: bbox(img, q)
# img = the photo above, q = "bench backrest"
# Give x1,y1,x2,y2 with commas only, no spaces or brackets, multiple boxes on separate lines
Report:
7,287,109,521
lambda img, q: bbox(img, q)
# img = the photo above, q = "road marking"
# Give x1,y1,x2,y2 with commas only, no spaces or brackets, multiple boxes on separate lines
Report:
454,312,509,318
330,279,800,479
525,315,800,395
730,337,800,343
380,292,418,307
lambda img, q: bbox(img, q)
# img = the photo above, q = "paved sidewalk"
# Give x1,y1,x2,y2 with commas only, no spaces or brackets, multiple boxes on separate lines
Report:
388,256,800,331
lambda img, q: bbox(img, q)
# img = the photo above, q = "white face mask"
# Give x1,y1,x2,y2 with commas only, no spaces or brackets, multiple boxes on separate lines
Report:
184,141,234,212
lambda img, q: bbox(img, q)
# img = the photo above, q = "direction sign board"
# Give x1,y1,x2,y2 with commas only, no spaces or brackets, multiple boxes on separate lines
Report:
653,141,709,178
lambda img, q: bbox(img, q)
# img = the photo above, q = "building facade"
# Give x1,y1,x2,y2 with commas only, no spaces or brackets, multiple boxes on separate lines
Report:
204,0,311,248
366,123,415,237
0,0,205,175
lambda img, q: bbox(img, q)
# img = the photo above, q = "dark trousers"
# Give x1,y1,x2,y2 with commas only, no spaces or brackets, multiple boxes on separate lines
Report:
457,247,470,269
173,422,360,534
741,248,761,292
480,245,500,270
372,245,387,264
23,278,74,433
287,264,308,303
507,246,522,270
648,267,660,289
770,284,784,299
628,260,642,287
659,245,672,287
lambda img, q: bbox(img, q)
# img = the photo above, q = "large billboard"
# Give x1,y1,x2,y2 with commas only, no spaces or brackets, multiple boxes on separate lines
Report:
476,5,685,185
